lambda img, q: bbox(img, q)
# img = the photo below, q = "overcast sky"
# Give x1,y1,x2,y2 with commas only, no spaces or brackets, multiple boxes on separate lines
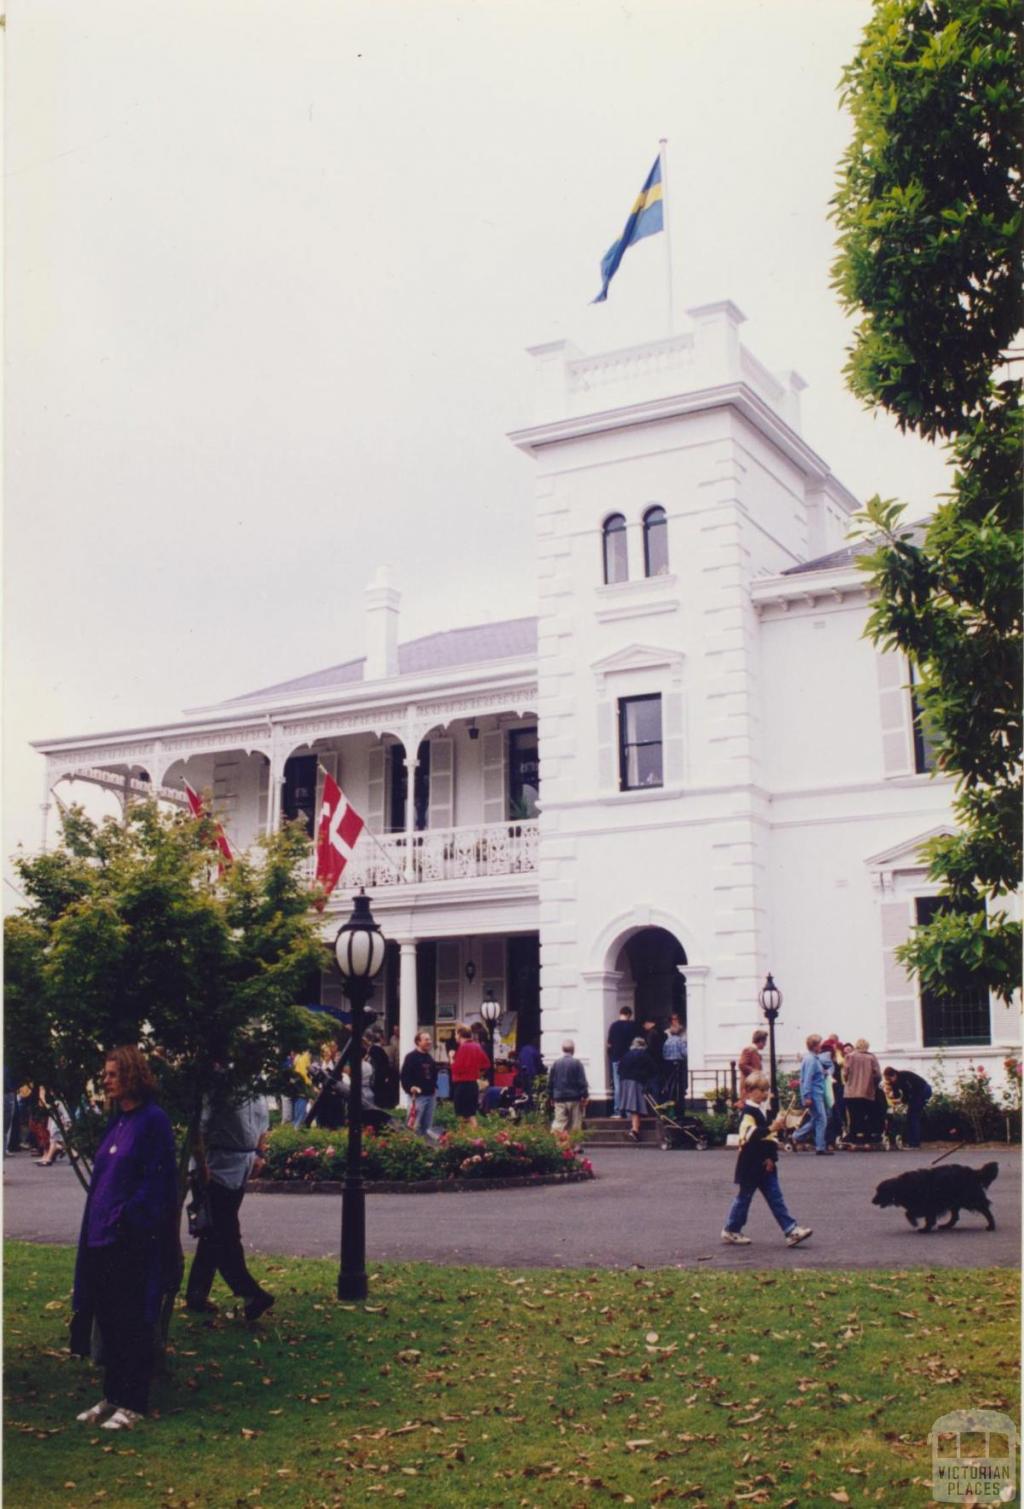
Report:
5,0,953,895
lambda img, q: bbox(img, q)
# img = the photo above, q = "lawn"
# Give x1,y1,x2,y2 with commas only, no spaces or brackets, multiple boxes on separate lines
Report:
4,1241,1018,1508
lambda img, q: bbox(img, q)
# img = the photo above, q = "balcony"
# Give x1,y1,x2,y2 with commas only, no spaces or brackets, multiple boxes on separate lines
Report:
343,819,539,889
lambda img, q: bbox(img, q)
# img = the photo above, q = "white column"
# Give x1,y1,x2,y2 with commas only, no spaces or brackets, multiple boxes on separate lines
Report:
679,964,710,1075
403,753,418,880
398,940,418,1102
579,969,624,1105
40,764,53,852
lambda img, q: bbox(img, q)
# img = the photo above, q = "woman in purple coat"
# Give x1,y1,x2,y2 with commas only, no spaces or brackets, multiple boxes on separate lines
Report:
71,1046,180,1431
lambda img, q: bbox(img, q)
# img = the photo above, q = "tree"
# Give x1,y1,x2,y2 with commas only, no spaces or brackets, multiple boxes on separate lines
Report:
4,801,327,1199
831,0,1023,1003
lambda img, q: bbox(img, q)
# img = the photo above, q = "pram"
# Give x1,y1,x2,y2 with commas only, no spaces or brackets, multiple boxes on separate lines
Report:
776,1095,810,1152
644,1093,708,1150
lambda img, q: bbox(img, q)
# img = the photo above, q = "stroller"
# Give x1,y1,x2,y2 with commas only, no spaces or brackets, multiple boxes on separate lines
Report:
776,1094,810,1152
644,1093,708,1151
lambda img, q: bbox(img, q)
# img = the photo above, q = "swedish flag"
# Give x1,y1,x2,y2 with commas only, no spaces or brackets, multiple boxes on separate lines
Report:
593,156,664,304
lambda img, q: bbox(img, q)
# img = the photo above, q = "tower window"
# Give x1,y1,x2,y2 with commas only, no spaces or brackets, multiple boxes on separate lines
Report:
602,514,628,584
643,505,669,577
618,695,663,790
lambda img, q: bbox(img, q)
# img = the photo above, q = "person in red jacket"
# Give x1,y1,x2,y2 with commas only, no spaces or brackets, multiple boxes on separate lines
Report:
450,1024,490,1127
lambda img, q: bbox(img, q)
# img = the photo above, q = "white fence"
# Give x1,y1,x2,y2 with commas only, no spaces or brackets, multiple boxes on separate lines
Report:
342,820,540,888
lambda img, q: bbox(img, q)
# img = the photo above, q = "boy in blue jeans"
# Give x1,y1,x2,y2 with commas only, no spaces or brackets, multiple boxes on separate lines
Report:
722,1072,812,1248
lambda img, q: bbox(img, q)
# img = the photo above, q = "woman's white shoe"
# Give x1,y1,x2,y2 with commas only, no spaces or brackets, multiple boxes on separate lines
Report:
76,1398,113,1424
100,1407,144,1431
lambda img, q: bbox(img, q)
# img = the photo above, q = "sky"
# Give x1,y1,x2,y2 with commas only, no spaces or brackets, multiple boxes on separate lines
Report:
4,0,954,897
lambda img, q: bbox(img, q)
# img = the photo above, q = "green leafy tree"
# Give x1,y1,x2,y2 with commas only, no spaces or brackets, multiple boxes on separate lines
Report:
831,0,1023,1003
4,801,327,1200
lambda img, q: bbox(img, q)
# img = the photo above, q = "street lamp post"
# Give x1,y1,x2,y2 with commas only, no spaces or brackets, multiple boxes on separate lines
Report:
480,988,501,1084
333,890,386,1302
758,972,783,1117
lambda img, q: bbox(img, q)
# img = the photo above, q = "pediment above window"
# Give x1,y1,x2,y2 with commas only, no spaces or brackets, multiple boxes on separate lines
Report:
591,642,684,693
865,825,955,892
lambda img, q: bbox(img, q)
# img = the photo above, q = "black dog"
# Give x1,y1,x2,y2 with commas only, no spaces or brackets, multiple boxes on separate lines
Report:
872,1161,998,1233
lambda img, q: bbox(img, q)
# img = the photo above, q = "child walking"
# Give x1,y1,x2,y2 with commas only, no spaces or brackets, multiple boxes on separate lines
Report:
722,1072,812,1248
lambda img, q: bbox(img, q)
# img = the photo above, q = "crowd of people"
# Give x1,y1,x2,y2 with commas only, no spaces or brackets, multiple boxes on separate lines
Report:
606,1006,689,1141
738,1028,933,1152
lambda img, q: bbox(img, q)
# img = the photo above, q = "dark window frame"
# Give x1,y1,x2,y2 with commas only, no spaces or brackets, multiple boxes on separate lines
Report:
910,663,938,774
916,895,991,1047
618,694,664,792
642,505,669,577
602,513,628,585
508,726,539,820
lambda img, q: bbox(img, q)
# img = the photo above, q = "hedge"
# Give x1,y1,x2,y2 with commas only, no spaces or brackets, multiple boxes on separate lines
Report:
262,1120,594,1185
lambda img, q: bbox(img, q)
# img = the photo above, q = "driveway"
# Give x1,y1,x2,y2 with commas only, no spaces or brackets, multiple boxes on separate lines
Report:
5,1144,1018,1272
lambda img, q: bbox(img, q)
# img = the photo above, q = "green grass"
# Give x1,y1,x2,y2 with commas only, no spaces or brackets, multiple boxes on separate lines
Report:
4,1241,1018,1508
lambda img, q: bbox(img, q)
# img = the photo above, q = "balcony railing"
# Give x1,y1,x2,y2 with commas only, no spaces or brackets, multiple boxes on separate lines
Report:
342,819,539,889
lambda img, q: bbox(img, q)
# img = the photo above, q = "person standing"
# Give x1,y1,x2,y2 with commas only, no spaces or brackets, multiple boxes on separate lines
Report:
450,1025,490,1127
185,1081,274,1322
662,1017,689,1114
547,1040,589,1135
516,1040,542,1101
882,1066,932,1149
71,1046,180,1432
790,1035,832,1155
606,1007,635,1118
367,1028,400,1109
400,1031,439,1136
617,1036,659,1143
721,1072,812,1248
842,1038,882,1149
737,1030,768,1094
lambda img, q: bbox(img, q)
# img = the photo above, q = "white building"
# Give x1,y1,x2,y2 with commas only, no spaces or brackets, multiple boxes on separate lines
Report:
33,302,1019,1099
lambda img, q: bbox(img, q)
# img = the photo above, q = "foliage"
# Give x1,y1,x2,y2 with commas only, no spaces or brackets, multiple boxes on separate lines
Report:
831,0,1023,437
952,1061,1000,1142
6,1241,1020,1508
695,1110,734,1146
4,801,325,1200
833,0,1023,1004
1000,1054,1023,1111
262,1119,593,1184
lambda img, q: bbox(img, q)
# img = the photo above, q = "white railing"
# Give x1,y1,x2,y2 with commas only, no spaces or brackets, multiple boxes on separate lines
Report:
568,334,695,398
341,819,539,889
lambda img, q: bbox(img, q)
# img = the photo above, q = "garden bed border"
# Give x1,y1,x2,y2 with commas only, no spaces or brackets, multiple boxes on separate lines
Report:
249,1171,594,1195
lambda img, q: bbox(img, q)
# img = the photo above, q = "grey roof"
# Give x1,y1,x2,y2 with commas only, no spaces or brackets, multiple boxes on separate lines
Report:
784,520,929,577
221,616,539,706
782,541,874,576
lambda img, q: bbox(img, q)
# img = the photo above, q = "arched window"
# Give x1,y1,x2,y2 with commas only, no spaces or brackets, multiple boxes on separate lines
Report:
602,513,628,584
643,505,669,577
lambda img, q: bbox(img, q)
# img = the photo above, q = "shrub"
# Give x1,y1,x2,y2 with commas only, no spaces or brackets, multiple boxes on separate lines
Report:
262,1119,593,1184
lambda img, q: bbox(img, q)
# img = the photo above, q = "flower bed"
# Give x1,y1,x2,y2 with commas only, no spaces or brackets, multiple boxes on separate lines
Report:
262,1121,594,1186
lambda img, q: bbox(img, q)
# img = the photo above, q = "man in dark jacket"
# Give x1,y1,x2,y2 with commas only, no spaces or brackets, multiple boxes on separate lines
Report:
606,1007,635,1119
882,1066,932,1149
400,1032,439,1136
548,1040,589,1134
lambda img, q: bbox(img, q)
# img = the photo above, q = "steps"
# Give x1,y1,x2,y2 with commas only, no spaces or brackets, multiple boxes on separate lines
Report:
581,1116,664,1147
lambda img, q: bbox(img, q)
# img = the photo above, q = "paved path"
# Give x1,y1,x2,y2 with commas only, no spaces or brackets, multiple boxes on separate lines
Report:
4,1146,1018,1272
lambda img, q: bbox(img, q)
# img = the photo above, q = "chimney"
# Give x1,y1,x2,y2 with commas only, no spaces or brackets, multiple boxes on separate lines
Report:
365,566,400,679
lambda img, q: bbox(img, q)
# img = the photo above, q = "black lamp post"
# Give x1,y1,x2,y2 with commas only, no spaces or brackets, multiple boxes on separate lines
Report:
480,988,501,1084
334,890,386,1301
758,972,783,1116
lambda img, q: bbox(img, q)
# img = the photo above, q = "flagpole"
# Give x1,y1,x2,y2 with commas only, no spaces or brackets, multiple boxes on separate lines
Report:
659,136,675,336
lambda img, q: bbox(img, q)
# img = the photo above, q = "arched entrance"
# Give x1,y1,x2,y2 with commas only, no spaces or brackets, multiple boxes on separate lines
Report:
615,927,687,1029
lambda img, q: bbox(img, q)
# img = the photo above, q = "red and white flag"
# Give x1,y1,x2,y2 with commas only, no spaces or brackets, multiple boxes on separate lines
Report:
183,780,234,870
315,772,365,902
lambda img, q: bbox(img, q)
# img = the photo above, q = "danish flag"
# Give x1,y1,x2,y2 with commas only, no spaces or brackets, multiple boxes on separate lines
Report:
315,772,365,902
183,780,234,872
